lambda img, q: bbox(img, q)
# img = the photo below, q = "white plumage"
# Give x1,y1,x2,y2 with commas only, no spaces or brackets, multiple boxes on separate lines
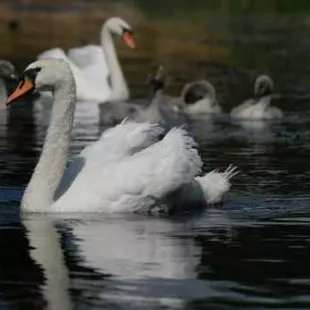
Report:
38,17,134,103
8,59,236,214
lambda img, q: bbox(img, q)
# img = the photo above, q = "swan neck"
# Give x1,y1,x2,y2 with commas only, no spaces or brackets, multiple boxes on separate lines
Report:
22,76,76,212
255,95,271,107
101,26,129,101
148,90,162,109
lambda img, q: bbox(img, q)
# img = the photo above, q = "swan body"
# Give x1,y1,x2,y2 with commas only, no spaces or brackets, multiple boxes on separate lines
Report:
231,74,283,120
8,59,235,213
68,44,104,69
38,17,135,103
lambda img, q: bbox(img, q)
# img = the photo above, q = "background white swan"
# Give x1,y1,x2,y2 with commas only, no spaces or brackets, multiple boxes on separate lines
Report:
38,17,135,103
36,17,136,139
7,59,236,213
231,74,283,120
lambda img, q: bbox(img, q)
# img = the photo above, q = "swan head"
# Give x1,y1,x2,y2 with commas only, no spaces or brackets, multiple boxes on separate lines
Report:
181,80,216,104
6,59,73,105
254,74,274,98
0,60,18,81
145,66,166,93
104,17,136,49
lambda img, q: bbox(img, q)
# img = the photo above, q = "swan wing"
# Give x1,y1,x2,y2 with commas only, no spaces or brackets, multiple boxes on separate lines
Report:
68,45,105,68
37,47,68,61
54,122,164,199
38,48,110,102
37,48,82,76
52,126,202,212
68,45,110,94
81,122,164,163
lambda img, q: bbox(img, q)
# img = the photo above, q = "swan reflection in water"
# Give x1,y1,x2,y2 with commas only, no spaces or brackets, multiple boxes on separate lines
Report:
23,215,73,310
22,211,234,308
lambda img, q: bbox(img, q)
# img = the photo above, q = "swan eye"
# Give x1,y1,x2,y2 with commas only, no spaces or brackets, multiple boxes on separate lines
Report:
122,28,133,35
24,67,42,82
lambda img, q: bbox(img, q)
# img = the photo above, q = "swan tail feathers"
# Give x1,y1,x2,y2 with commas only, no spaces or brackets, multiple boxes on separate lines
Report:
196,165,238,205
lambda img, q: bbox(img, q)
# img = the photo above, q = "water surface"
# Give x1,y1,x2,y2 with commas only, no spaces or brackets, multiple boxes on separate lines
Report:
0,2,310,309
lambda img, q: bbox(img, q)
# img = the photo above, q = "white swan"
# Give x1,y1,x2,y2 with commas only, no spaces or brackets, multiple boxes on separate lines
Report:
231,74,283,120
7,59,237,213
38,17,135,103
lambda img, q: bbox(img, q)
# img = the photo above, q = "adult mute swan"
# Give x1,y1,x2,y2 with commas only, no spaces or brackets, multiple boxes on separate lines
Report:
38,17,135,103
7,59,237,213
231,74,283,120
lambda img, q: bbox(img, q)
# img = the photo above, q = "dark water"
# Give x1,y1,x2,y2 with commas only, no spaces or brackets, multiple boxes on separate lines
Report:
1,2,310,309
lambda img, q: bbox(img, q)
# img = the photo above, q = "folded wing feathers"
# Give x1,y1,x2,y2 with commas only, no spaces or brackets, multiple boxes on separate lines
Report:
56,123,236,213
81,122,164,164
38,48,68,61
68,45,103,68
141,127,203,198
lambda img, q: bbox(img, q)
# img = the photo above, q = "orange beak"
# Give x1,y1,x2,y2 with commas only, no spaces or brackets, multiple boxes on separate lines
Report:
6,76,34,106
122,31,136,49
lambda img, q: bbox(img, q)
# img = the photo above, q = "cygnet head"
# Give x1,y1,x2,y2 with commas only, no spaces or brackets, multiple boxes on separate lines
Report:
6,59,74,105
104,17,136,49
254,74,274,98
182,80,216,104
146,66,166,93
0,60,18,81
